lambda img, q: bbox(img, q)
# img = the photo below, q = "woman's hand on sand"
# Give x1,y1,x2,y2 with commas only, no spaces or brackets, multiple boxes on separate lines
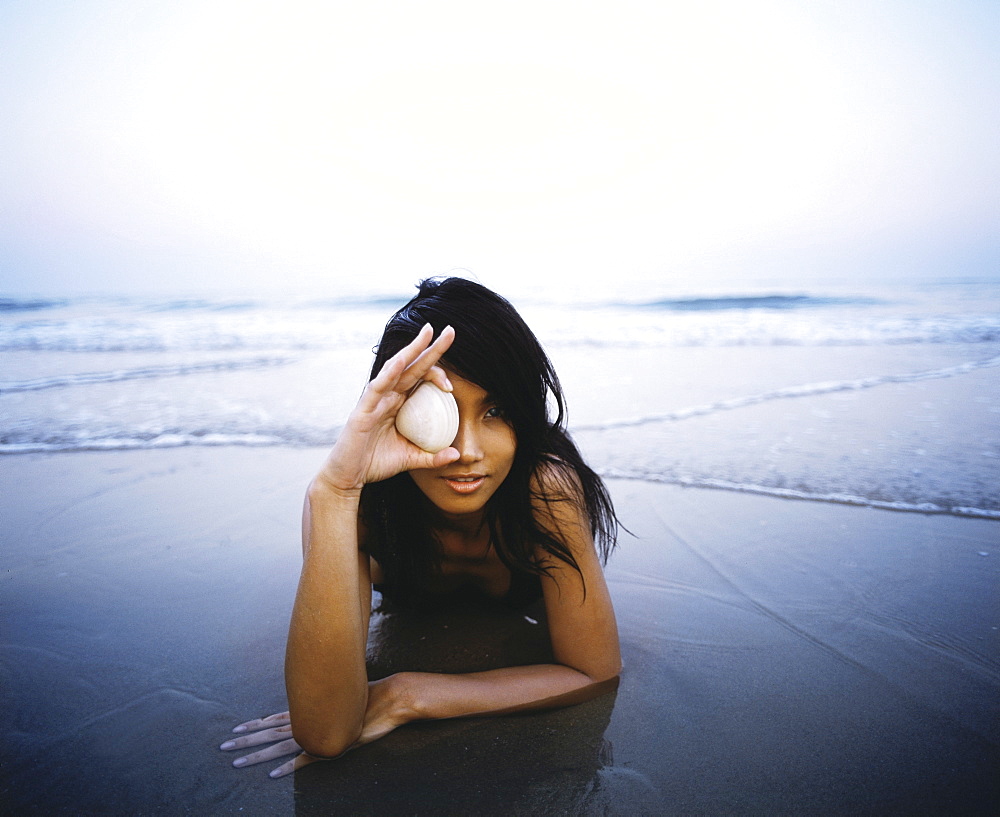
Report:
221,679,413,778
315,323,460,494
220,712,317,779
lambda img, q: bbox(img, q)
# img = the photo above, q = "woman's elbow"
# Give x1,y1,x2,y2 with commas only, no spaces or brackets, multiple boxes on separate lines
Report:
587,642,624,683
293,727,359,761
290,715,362,761
583,641,623,684
589,659,622,685
567,654,621,687
561,644,622,685
609,657,624,680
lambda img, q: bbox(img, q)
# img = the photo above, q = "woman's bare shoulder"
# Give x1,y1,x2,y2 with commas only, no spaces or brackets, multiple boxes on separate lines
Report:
530,457,584,503
529,459,592,559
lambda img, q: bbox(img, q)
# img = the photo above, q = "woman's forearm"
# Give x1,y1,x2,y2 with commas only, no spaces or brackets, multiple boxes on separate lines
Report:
284,481,371,759
393,664,621,724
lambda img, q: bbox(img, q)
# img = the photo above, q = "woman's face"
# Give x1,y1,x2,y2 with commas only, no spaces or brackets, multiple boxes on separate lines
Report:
407,374,516,523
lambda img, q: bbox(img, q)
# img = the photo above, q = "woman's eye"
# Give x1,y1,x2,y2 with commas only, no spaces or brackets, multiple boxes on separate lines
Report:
485,406,504,419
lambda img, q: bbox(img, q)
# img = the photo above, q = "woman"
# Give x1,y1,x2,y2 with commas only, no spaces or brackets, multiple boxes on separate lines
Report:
221,278,621,778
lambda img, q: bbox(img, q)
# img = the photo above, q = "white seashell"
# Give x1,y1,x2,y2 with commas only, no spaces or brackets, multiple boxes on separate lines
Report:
395,381,459,453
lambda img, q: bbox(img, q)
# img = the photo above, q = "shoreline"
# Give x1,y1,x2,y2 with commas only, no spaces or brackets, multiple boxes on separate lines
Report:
602,470,1000,520
3,444,999,520
2,447,998,814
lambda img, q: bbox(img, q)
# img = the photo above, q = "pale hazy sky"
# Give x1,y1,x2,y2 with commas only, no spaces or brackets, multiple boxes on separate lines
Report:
1,0,997,297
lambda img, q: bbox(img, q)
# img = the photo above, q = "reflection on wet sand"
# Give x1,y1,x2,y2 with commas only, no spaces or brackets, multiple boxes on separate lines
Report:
292,595,632,815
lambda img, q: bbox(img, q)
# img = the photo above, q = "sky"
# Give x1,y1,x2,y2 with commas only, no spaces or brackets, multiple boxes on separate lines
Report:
1,0,997,298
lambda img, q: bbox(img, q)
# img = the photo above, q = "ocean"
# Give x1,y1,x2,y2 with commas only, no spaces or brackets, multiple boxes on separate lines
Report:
2,277,999,518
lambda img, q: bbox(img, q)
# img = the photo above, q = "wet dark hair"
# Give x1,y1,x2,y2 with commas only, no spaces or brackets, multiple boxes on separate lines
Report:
360,277,618,605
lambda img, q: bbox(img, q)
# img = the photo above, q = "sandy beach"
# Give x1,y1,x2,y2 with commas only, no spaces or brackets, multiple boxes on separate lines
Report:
2,446,997,815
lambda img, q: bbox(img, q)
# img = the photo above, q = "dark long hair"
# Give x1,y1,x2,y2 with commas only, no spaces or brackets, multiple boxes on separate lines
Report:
360,277,618,604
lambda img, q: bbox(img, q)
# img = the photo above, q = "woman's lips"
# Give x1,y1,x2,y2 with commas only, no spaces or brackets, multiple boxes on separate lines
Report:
443,475,486,494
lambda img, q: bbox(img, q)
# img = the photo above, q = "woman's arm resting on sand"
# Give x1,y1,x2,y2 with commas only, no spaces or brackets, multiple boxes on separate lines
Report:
222,488,620,777
388,666,619,722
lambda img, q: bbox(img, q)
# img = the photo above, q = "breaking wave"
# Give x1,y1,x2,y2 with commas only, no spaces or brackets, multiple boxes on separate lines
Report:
0,356,295,394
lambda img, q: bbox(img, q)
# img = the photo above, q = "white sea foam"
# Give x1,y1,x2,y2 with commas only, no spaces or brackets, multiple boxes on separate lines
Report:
2,288,999,352
0,432,293,454
600,470,1000,520
572,355,1000,431
0,356,294,393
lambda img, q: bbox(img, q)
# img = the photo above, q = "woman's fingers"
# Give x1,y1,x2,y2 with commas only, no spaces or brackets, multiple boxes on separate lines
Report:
353,325,431,416
402,446,460,474
269,752,321,779
363,324,455,406
228,736,301,769
368,323,435,391
220,724,293,752
222,711,329,778
397,326,455,393
229,711,290,735
422,364,453,394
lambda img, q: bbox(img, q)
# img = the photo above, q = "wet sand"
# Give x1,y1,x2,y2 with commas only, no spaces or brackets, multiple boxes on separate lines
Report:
2,448,998,815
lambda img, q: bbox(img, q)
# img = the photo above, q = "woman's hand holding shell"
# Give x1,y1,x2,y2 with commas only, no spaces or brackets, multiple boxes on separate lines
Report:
314,324,460,494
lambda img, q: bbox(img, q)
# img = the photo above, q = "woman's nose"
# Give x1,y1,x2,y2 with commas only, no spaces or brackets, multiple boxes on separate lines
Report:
452,421,484,463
